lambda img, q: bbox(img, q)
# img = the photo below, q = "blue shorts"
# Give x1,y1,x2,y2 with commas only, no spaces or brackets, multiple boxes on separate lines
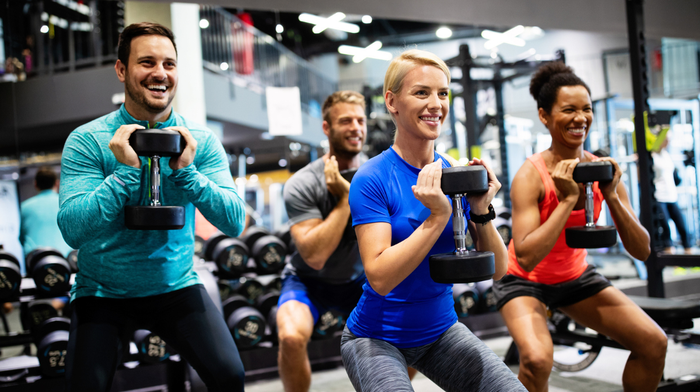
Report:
278,273,366,324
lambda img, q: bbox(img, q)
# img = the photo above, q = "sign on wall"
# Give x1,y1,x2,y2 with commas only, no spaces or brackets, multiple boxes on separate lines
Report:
266,86,303,136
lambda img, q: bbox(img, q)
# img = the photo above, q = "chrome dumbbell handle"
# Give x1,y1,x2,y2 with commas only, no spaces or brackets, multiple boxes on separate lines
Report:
451,194,468,255
584,183,594,227
150,156,162,206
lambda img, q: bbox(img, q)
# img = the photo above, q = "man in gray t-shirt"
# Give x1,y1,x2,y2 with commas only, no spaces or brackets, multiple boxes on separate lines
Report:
276,91,367,392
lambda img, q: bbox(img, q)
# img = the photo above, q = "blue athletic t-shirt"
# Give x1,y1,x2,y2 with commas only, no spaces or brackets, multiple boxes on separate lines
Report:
346,147,470,348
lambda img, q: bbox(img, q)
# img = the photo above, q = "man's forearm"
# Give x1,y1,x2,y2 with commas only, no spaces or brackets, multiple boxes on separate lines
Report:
295,198,351,270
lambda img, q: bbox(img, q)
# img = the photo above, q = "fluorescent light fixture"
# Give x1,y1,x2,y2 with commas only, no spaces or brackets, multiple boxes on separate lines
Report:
299,12,360,34
276,24,284,33
482,25,525,49
362,15,372,24
515,48,537,61
40,25,49,34
338,41,393,63
220,62,229,71
199,19,209,29
436,27,452,39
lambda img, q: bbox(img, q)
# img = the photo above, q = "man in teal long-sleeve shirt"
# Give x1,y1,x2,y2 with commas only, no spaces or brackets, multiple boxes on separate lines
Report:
58,22,246,391
20,167,72,273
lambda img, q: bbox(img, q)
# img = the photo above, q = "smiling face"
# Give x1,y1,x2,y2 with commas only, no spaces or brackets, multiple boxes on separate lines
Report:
386,65,449,143
324,102,367,159
116,34,178,121
540,85,592,149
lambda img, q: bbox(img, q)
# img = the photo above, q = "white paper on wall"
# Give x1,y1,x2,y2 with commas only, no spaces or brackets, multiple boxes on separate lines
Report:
266,86,303,136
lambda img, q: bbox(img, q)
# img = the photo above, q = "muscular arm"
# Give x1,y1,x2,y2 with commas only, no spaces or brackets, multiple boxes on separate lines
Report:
58,132,142,248
511,162,577,272
606,183,650,260
290,197,351,270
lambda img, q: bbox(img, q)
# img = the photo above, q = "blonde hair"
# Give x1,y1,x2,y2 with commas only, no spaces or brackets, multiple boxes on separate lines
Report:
383,49,451,97
322,90,366,124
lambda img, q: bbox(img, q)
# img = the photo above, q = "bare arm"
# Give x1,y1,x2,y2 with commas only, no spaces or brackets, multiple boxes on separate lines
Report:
289,156,352,270
511,159,580,272
597,157,651,260
358,161,452,296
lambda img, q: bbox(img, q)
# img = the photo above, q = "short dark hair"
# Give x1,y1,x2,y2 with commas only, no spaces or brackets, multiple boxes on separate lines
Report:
529,62,591,114
35,166,57,191
117,22,177,66
322,91,366,124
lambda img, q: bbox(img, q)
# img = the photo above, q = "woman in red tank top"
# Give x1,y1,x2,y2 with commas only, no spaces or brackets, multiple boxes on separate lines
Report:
495,62,666,392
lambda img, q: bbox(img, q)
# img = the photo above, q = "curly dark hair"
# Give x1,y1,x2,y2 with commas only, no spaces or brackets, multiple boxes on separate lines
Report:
529,62,590,113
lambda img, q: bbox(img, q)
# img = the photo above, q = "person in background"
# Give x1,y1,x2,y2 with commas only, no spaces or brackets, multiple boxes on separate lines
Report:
20,166,73,263
652,134,694,254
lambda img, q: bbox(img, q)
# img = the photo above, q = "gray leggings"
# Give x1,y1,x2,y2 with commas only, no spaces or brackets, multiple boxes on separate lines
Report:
341,322,526,392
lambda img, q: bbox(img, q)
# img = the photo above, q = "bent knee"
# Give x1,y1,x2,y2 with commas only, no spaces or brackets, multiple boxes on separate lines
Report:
278,330,309,353
520,350,553,377
632,330,667,362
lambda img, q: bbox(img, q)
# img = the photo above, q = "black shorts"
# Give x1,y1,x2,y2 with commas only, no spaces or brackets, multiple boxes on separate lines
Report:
492,264,612,310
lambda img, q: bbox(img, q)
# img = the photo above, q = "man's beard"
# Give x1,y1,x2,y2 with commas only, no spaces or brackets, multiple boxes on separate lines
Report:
328,127,363,160
124,76,174,114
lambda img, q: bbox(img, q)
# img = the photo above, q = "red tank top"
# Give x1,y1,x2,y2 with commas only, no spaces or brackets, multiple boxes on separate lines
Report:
506,152,604,284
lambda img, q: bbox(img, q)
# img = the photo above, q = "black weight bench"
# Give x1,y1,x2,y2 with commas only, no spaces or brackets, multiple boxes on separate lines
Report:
629,295,700,332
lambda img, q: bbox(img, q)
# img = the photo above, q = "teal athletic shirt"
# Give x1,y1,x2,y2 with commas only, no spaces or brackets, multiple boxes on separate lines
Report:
20,189,73,272
346,148,470,348
58,105,246,301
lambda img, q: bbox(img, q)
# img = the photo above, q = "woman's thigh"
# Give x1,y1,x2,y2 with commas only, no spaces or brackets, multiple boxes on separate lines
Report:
340,327,414,392
413,323,526,392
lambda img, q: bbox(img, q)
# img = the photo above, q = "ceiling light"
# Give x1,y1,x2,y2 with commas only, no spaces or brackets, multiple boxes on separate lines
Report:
338,41,392,63
278,158,288,167
199,19,209,29
275,24,284,34
362,15,372,24
482,25,525,49
220,62,229,71
246,156,255,164
299,12,359,34
436,27,452,39
40,25,49,34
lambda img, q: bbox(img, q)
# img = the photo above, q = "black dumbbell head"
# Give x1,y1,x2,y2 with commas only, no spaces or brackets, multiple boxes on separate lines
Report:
234,278,265,302
240,226,271,250
194,235,205,258
265,276,283,292
572,161,613,184
133,329,173,363
222,295,266,349
212,238,249,279
22,301,59,332
441,166,489,196
66,249,79,273
340,168,357,183
26,248,64,273
30,253,72,295
129,129,185,157
255,289,280,320
251,235,287,275
565,225,618,249
36,317,70,378
203,232,228,261
312,309,345,340
124,205,185,230
0,250,22,299
429,251,495,284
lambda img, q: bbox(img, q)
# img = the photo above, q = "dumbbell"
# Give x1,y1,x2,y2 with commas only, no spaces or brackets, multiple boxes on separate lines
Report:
204,232,250,279
475,279,497,313
133,329,175,363
565,162,617,248
0,250,22,300
273,226,296,255
66,249,79,273
25,248,72,295
194,235,205,258
21,300,59,333
34,317,70,377
255,289,280,340
124,129,186,230
241,227,287,275
222,294,266,349
452,283,479,318
265,276,282,293
311,309,345,340
429,166,496,283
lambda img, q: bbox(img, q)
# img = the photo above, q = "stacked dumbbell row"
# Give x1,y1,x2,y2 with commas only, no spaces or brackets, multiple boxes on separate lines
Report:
0,248,78,301
452,279,498,318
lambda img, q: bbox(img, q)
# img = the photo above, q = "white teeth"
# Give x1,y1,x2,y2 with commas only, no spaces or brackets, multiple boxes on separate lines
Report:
147,85,166,91
421,116,440,121
568,128,586,134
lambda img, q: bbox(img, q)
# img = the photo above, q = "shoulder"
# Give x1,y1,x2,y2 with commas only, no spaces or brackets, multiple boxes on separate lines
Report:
285,159,324,195
511,157,542,197
70,110,120,139
175,113,218,144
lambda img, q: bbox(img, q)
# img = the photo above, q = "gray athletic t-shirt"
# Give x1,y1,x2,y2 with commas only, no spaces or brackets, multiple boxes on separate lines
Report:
282,157,365,284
